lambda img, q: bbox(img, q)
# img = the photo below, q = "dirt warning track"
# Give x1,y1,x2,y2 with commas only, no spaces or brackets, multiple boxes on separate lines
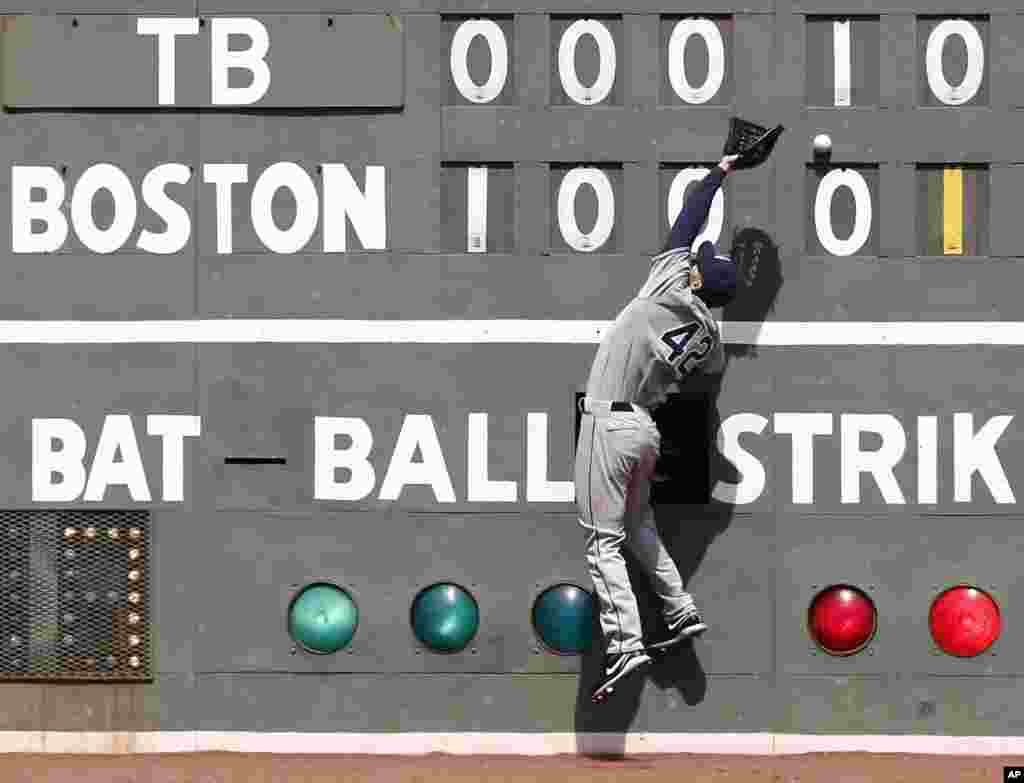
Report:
1,752,1022,783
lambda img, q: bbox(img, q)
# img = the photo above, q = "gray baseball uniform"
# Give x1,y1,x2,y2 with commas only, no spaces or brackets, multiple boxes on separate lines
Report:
575,167,726,655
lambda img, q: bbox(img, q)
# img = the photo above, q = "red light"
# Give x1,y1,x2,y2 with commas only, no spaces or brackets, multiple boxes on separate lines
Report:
929,585,1001,658
807,585,877,656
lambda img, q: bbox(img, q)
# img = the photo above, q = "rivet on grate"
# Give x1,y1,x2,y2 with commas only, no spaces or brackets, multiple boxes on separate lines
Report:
64,569,76,579
128,570,140,582
62,634,74,646
106,590,119,603
128,549,140,561
108,528,120,540
128,592,140,604
129,656,140,668
128,613,140,625
84,527,96,539
84,591,97,603
62,590,75,602
129,528,141,539
64,527,77,539
62,612,75,624
64,548,75,560
9,635,20,648
129,635,140,647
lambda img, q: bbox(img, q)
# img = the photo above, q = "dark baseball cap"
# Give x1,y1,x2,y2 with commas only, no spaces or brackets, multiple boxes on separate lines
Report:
695,240,737,307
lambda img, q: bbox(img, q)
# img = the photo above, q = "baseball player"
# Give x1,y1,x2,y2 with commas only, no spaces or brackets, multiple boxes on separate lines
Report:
576,154,742,704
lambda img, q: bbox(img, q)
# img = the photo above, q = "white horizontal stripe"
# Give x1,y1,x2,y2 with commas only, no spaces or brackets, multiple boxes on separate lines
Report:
0,320,606,344
2,731,1024,755
0,320,1020,345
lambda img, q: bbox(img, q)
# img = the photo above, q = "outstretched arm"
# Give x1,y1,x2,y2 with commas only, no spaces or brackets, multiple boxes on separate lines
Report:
661,155,739,254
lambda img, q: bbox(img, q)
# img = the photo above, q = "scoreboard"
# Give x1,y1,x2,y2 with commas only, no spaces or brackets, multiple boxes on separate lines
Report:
0,2,1023,749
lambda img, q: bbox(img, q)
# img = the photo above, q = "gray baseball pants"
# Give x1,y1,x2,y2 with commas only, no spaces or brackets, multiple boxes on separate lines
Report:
574,397,695,654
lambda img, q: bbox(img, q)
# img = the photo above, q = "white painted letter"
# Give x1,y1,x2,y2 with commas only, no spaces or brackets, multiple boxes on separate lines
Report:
774,412,833,504
954,413,1014,503
840,414,906,504
917,415,938,504
712,413,768,504
146,415,201,502
322,164,387,251
137,17,200,105
12,166,68,253
250,162,318,254
32,419,87,502
526,412,574,502
137,163,192,254
379,415,456,503
467,413,517,502
203,163,248,254
314,417,376,501
211,18,271,105
70,164,137,254
84,415,152,502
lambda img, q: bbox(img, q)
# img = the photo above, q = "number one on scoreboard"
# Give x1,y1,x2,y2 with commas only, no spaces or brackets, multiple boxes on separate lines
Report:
833,20,852,107
467,166,488,253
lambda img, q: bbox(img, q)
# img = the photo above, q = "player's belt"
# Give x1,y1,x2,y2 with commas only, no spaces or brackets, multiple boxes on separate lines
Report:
579,397,642,415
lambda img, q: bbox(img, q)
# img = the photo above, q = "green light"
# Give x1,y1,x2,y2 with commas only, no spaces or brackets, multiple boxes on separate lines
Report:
532,583,595,655
287,583,358,654
411,582,479,653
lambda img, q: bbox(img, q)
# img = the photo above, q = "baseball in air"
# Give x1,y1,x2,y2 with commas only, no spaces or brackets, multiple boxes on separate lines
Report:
813,134,832,156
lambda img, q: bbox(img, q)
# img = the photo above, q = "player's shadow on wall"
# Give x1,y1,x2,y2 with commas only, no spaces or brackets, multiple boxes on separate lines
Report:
573,227,783,756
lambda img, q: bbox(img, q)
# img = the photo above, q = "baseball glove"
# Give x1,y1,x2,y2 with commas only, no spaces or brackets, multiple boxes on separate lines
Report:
722,117,784,170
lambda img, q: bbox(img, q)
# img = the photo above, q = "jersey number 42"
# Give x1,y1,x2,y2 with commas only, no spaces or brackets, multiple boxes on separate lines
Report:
660,322,713,375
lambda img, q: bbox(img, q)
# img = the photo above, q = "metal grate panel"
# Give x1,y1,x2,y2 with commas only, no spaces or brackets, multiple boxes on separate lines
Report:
0,510,151,682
